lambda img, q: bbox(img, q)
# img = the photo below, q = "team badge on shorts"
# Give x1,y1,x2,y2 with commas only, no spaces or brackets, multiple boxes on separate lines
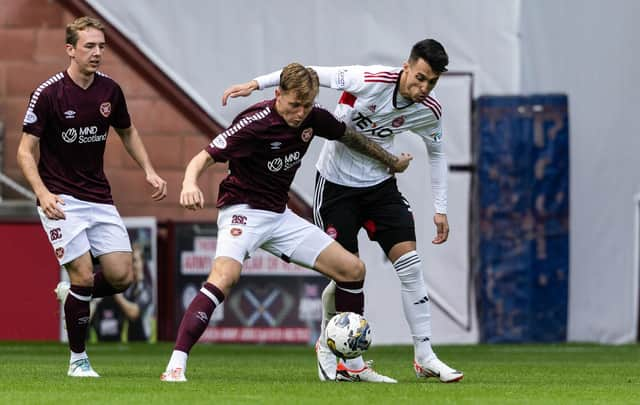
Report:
55,247,65,259
301,127,313,142
230,228,242,236
100,102,112,117
326,225,338,239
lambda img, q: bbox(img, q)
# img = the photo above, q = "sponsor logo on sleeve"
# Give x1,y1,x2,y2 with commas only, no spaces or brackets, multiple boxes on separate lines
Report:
212,134,227,149
55,247,65,259
230,228,243,237
24,111,38,124
99,102,111,117
337,70,346,89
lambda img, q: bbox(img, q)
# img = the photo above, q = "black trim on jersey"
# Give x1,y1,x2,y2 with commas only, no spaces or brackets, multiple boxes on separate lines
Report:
391,71,415,110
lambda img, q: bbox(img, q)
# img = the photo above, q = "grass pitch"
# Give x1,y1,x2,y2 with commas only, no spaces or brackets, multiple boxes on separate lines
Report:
0,342,638,404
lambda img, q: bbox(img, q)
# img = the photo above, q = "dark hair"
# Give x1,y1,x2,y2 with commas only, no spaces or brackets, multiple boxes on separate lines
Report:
409,39,449,73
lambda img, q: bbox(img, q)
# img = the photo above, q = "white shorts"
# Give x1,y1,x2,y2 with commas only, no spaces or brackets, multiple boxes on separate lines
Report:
216,204,334,269
37,194,132,265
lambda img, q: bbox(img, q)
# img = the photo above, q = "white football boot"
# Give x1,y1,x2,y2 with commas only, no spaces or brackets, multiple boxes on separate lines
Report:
414,357,463,383
315,334,337,381
160,367,187,382
336,360,397,383
67,358,100,377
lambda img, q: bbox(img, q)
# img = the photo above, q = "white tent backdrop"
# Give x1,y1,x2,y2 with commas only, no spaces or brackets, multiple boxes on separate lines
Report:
521,0,640,343
88,0,520,125
89,0,640,343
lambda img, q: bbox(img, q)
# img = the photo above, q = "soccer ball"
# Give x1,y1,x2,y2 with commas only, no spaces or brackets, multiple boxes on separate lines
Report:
325,312,372,359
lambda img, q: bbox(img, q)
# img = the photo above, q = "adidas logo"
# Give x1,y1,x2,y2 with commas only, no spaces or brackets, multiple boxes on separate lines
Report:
413,296,429,305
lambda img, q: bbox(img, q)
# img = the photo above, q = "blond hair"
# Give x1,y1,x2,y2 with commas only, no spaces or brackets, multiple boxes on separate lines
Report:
279,63,319,101
66,16,105,46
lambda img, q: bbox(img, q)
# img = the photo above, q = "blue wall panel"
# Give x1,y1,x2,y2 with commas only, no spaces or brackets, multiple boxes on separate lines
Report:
476,95,569,343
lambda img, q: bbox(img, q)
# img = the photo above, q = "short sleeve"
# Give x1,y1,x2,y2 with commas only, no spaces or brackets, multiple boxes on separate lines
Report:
22,90,49,137
312,107,346,140
205,121,256,162
110,84,132,129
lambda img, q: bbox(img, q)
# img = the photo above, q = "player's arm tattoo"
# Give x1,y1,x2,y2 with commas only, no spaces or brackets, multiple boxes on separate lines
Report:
339,126,399,169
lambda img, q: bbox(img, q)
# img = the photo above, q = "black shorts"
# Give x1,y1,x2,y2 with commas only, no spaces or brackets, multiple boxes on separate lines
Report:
313,173,416,255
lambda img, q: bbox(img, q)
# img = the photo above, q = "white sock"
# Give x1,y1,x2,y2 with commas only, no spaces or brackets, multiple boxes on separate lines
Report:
166,350,188,371
70,350,88,364
394,250,435,363
320,280,337,344
325,281,367,370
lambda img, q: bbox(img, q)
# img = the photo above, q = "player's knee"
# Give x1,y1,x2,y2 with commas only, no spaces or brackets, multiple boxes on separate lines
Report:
342,257,365,282
394,251,423,284
110,262,134,291
75,272,95,287
216,272,240,291
209,259,241,292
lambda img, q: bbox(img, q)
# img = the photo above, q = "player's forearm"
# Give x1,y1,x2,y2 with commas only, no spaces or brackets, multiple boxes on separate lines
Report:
118,126,157,176
254,66,336,89
123,133,155,175
254,70,281,90
429,148,448,214
339,126,399,170
16,137,49,198
182,150,214,187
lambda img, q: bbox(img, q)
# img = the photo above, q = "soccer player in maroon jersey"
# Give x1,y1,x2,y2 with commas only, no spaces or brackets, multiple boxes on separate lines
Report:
160,63,411,382
16,16,167,377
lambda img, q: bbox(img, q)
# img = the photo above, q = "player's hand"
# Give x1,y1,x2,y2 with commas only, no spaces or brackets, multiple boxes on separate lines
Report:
432,213,449,244
180,183,205,210
222,80,259,106
390,153,413,173
146,172,167,201
39,192,66,220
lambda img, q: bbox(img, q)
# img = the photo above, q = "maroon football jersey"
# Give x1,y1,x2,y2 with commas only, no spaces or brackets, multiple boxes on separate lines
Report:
206,99,346,212
22,71,131,204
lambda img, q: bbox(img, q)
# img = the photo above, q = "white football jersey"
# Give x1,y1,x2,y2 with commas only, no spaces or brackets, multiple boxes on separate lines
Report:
255,65,447,213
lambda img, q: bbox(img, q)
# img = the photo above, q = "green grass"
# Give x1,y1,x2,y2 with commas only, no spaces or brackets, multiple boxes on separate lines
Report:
0,342,638,404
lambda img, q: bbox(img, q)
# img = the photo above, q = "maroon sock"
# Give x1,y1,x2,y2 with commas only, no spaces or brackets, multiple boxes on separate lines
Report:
65,285,92,353
175,283,225,353
92,271,124,298
335,280,365,315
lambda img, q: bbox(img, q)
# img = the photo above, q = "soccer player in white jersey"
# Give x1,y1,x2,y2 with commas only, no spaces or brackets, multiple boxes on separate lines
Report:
222,39,463,383
17,17,167,377
161,63,411,382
